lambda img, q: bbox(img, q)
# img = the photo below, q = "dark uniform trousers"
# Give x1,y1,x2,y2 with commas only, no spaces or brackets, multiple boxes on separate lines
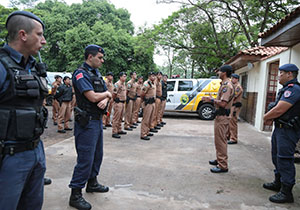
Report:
214,115,229,169
69,120,103,189
0,141,46,210
271,127,300,186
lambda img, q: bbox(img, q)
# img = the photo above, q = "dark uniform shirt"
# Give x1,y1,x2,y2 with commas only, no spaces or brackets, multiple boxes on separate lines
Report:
0,44,36,94
72,62,107,94
279,78,300,105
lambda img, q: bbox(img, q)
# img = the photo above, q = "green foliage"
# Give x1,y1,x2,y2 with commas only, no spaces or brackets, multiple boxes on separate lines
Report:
0,0,153,77
0,5,17,46
153,0,299,78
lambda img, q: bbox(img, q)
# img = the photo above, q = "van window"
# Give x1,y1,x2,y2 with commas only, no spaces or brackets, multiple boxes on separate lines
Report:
167,81,176,91
178,81,193,91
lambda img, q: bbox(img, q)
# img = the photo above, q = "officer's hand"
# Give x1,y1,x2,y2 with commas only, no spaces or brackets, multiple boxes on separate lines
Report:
264,119,273,126
97,98,108,109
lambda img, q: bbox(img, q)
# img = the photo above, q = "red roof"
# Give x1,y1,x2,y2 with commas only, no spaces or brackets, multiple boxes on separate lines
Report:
239,46,288,60
226,46,288,69
259,6,300,38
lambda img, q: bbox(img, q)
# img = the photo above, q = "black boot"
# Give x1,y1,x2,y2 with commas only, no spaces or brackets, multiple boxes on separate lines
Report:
269,183,294,203
69,188,91,210
44,177,52,185
86,177,109,193
263,173,281,192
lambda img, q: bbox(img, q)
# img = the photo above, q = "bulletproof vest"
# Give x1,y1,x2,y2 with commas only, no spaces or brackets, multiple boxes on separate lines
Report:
74,66,106,116
0,48,49,142
61,84,73,102
275,80,300,122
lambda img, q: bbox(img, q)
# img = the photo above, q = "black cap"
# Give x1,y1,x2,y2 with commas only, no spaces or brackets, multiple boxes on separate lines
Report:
85,44,105,55
6,11,45,30
231,73,239,79
54,75,62,79
106,72,114,76
279,64,299,72
119,71,127,77
219,65,233,72
138,75,143,79
157,71,163,75
148,72,155,76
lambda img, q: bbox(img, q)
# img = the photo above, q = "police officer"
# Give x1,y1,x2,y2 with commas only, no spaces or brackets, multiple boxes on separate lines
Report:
132,76,144,124
159,74,168,126
227,73,243,144
102,72,114,127
125,71,137,130
52,75,62,125
69,45,111,210
151,72,163,129
141,72,157,140
112,72,127,138
56,76,73,133
263,64,300,203
202,65,234,173
0,11,47,209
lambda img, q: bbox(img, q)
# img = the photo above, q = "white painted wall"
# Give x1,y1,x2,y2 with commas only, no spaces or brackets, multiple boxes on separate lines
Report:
234,49,293,131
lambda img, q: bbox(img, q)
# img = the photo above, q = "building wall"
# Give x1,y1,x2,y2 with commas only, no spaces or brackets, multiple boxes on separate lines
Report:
290,43,300,82
235,50,292,131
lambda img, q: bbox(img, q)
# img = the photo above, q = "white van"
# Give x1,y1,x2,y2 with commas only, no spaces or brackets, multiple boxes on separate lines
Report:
165,78,221,120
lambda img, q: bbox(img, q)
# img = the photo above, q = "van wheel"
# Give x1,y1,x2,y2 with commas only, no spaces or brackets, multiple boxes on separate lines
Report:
198,104,215,120
46,95,53,106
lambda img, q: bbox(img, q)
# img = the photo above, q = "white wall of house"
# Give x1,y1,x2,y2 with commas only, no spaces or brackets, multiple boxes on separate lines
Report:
290,43,300,81
235,49,293,131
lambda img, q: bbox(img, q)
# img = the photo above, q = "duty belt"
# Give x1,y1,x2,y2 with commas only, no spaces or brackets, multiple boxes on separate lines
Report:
1,139,40,156
275,122,293,129
215,108,230,116
114,98,125,103
88,114,102,120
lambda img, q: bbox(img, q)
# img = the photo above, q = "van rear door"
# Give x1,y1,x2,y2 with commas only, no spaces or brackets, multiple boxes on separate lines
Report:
166,80,177,110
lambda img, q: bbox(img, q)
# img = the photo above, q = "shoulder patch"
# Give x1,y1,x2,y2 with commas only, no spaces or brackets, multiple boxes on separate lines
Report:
222,87,227,93
128,83,132,88
236,87,240,92
76,73,83,80
144,83,148,87
284,90,291,98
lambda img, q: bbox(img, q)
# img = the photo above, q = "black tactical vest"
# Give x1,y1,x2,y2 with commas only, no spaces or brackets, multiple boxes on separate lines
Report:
161,81,167,99
73,66,106,117
275,79,300,122
0,48,49,142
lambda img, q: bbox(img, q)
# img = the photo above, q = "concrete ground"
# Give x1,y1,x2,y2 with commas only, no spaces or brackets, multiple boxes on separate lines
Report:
43,113,300,210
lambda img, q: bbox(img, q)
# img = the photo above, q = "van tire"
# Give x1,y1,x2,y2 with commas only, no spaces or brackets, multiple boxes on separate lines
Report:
46,95,53,106
198,103,215,120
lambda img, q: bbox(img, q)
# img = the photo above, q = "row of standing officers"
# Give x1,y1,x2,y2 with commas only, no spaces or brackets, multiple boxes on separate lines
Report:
105,71,168,140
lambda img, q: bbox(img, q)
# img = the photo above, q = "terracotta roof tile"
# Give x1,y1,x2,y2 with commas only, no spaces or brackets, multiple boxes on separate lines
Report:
226,46,288,66
238,46,288,60
259,6,300,38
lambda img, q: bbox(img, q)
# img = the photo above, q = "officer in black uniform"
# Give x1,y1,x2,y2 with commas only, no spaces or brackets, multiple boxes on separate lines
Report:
263,63,300,203
69,45,111,210
0,11,47,209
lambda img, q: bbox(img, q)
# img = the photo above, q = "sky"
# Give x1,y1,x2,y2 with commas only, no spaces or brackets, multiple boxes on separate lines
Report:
1,0,182,65
1,0,181,28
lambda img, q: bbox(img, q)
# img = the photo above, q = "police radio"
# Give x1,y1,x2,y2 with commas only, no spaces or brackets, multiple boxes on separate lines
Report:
36,51,47,77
